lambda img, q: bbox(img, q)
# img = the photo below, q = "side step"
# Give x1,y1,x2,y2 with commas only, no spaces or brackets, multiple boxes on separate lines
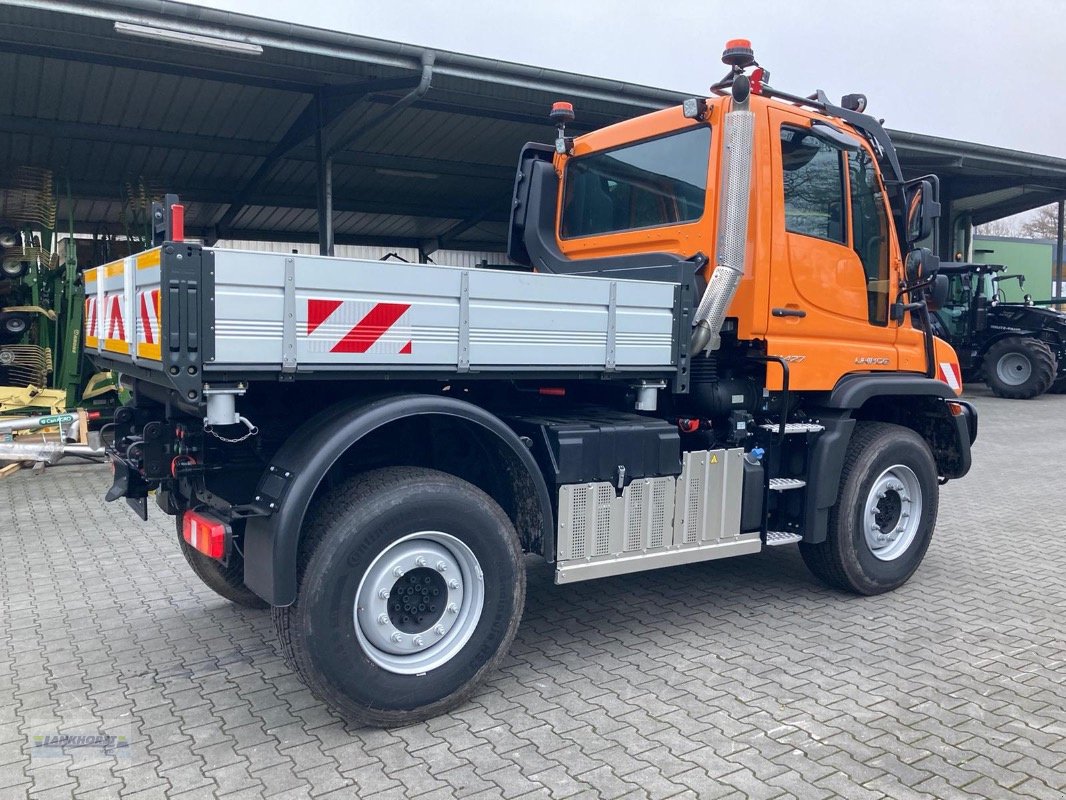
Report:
765,530,803,546
769,477,806,491
760,422,824,433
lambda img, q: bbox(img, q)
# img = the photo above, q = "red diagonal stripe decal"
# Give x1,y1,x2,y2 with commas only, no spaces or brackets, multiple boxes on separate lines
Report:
140,293,154,344
307,299,342,335
107,296,125,340
86,299,96,336
331,302,410,353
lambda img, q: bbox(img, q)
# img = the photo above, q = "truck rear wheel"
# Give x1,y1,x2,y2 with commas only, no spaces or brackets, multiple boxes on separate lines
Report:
175,517,269,609
273,467,525,728
799,422,938,596
982,337,1056,399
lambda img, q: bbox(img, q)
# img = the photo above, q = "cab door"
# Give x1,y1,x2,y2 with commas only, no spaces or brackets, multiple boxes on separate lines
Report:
765,107,899,390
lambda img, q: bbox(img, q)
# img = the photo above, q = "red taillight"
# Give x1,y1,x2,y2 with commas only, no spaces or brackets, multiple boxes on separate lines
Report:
170,203,185,242
538,387,566,396
182,511,228,560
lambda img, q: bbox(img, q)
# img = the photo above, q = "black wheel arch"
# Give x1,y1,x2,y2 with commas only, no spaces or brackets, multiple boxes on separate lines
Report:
242,393,554,606
802,373,976,544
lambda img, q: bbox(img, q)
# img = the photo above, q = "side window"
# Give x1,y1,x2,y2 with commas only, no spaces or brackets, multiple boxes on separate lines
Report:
560,126,711,239
780,127,847,244
848,149,891,325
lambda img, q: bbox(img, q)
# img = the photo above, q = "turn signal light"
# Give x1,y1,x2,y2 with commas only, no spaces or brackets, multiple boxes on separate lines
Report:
182,510,228,560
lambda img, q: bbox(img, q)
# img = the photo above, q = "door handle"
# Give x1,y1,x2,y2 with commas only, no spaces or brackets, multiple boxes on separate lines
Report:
772,307,807,318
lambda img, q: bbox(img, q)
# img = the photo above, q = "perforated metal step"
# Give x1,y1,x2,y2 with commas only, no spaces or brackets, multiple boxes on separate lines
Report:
760,422,825,433
765,530,803,546
769,478,806,491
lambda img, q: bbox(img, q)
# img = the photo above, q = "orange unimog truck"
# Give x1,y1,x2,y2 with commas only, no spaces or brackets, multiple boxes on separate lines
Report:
95,41,975,727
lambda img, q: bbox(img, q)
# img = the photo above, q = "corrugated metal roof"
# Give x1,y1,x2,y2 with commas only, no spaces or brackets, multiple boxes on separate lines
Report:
2,0,1065,254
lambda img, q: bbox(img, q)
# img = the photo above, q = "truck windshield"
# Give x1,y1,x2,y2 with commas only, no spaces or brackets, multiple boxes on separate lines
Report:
560,125,711,239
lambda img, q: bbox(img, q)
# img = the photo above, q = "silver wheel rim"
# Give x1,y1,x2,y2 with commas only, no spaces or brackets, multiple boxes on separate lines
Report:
4,318,26,334
1,262,23,277
862,465,922,562
996,352,1031,386
354,531,484,675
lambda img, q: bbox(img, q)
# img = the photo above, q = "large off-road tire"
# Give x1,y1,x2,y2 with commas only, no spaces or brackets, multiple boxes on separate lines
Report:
176,517,269,609
982,337,1056,399
273,467,525,728
800,422,938,596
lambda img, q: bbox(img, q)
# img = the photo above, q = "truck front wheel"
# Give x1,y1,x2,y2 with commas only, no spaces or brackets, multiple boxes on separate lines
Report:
982,337,1056,399
274,467,525,728
800,422,938,596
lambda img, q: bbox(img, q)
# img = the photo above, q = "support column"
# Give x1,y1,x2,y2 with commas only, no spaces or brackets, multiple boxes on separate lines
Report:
315,92,334,257
1056,199,1064,309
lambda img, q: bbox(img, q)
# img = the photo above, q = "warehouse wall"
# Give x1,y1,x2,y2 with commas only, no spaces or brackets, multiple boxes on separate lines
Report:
215,240,515,269
972,236,1056,301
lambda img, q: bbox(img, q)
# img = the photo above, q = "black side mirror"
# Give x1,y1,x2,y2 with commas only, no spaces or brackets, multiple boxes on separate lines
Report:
905,180,940,244
926,274,949,311
905,247,939,283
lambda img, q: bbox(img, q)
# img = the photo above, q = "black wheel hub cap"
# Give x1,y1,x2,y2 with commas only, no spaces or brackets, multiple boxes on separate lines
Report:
875,491,902,532
388,567,447,633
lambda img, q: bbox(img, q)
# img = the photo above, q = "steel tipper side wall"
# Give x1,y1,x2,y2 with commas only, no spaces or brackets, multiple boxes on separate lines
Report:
209,249,677,373
243,394,555,607
801,373,977,544
82,248,163,365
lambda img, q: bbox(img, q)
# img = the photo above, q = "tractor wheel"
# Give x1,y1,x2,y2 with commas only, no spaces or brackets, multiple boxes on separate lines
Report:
800,422,938,596
273,467,525,728
176,516,269,609
982,337,1056,399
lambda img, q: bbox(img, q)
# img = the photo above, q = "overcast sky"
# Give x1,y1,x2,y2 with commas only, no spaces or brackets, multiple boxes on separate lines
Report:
186,0,1065,159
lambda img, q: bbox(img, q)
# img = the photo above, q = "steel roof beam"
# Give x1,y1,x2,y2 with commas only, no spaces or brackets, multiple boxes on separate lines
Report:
362,94,602,133
0,114,275,157
0,115,515,181
0,34,319,93
970,191,1066,225
62,180,509,222
211,74,427,237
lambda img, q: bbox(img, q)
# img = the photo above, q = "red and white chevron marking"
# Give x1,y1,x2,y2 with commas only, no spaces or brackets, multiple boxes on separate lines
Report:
938,361,962,392
138,289,160,344
305,298,413,355
84,296,99,340
104,294,125,341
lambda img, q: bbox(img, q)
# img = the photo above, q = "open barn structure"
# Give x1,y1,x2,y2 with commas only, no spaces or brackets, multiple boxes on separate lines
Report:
2,0,1066,273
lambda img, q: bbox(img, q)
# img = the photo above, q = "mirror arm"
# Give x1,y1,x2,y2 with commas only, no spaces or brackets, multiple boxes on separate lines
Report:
891,275,938,323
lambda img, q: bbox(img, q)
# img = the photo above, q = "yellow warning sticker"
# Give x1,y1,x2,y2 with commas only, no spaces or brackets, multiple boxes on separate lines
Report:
710,454,719,464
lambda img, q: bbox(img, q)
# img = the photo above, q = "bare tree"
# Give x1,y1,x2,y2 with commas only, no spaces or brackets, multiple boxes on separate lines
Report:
1020,204,1063,239
975,216,1022,237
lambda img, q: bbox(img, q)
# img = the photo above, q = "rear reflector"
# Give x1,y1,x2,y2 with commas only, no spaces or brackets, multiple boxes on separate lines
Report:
182,510,228,560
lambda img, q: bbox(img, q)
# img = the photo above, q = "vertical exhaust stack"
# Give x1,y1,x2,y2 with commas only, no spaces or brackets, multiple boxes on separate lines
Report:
691,41,758,355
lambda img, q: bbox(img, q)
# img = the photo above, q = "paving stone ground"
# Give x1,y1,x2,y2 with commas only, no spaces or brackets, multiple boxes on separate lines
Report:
1,385,1065,799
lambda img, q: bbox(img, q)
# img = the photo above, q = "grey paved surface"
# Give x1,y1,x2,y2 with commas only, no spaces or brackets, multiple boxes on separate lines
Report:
2,386,1065,799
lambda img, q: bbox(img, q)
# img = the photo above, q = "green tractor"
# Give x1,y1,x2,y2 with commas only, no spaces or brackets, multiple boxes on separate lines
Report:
931,261,1066,398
